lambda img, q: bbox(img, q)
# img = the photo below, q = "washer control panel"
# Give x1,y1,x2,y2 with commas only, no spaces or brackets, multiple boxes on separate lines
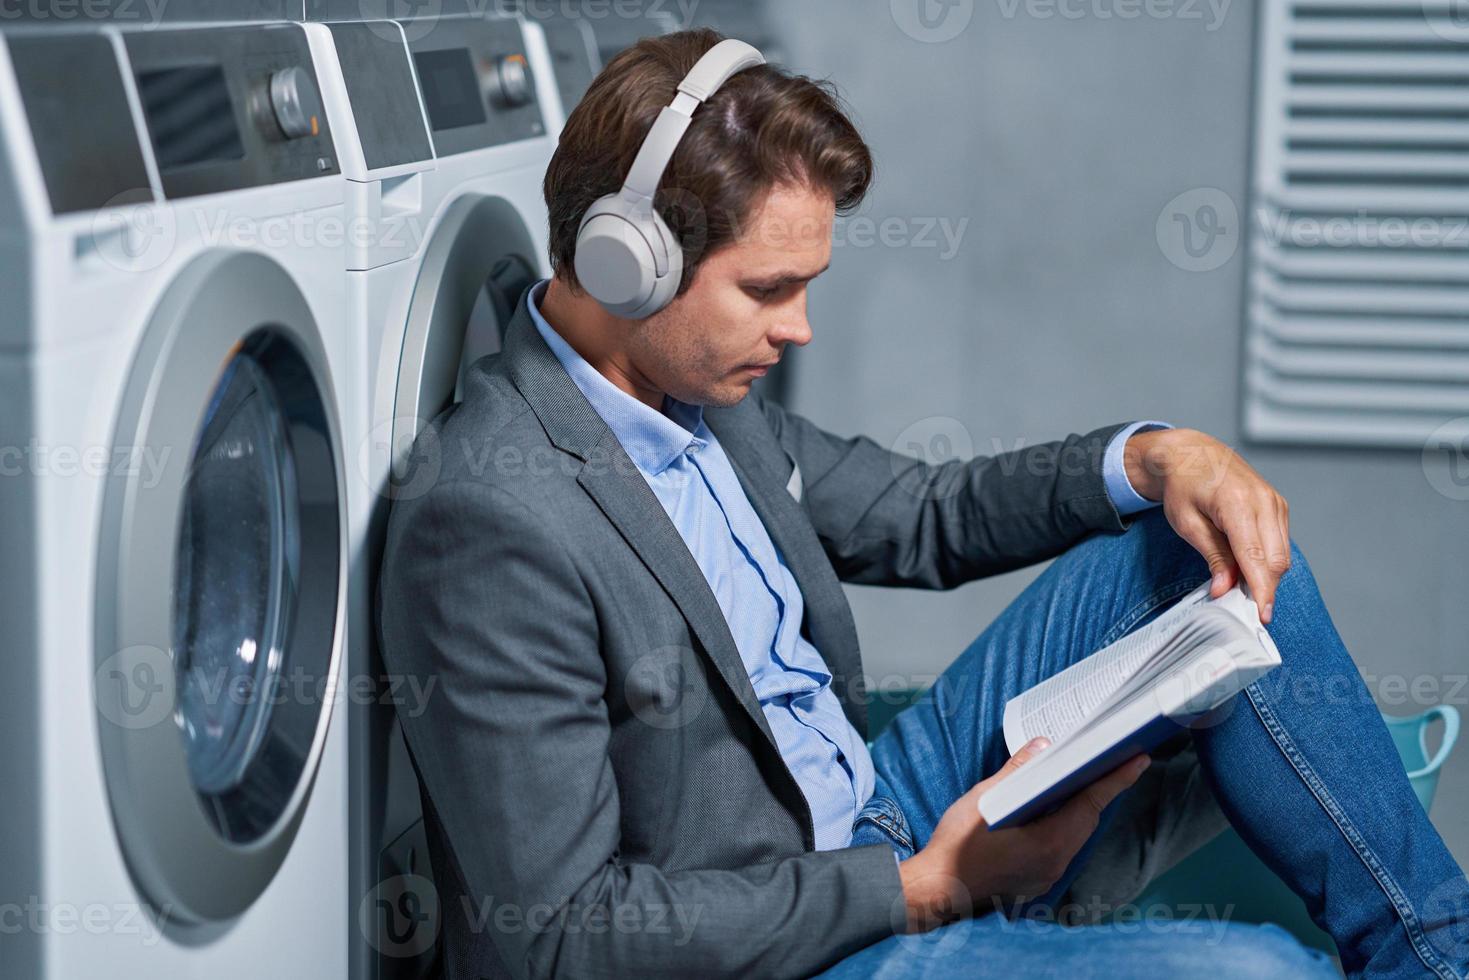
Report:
402,14,545,158
123,23,339,199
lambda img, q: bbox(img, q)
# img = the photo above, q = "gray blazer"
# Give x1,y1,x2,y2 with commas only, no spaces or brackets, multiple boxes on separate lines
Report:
377,291,1138,980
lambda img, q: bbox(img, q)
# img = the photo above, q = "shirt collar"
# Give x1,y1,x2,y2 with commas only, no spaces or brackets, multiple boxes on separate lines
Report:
526,279,707,475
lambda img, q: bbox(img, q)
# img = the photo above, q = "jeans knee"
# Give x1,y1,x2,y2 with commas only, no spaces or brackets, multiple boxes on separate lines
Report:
1274,537,1319,612
1287,536,1309,575
1118,506,1200,566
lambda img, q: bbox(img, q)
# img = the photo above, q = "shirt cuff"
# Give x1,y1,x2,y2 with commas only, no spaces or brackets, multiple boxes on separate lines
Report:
1103,421,1172,517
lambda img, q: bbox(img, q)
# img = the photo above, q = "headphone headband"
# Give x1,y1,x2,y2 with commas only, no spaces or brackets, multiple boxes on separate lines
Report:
620,39,766,203
573,38,767,319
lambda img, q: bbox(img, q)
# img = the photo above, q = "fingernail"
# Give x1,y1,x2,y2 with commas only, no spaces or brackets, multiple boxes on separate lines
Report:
1134,756,1151,773
1263,603,1273,621
1029,737,1050,751
1212,572,1226,592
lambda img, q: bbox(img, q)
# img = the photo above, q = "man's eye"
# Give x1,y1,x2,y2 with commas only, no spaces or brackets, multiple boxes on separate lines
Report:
748,285,779,301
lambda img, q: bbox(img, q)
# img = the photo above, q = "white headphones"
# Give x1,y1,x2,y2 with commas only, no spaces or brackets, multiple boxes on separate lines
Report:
573,39,767,319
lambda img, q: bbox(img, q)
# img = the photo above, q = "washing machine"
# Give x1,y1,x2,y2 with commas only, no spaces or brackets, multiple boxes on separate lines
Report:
525,11,601,131
302,11,565,978
0,21,352,978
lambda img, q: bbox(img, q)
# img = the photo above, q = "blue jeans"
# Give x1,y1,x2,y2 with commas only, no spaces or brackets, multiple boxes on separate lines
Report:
820,509,1468,979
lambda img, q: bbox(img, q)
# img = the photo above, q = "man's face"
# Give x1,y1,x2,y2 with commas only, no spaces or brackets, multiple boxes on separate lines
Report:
630,181,833,408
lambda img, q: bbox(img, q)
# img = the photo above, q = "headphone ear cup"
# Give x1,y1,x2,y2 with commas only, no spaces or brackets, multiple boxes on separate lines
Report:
638,207,683,318
574,195,661,317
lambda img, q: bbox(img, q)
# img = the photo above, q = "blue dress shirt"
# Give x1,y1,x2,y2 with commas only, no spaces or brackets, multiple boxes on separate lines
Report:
526,278,1163,849
1104,420,1172,515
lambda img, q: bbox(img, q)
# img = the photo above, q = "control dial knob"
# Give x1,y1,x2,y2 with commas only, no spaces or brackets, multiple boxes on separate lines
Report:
485,53,533,109
268,66,322,140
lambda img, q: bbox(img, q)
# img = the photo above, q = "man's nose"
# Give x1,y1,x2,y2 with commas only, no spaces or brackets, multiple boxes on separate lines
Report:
772,316,813,348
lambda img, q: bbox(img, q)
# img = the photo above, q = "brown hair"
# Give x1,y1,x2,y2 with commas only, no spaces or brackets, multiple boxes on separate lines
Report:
543,28,874,297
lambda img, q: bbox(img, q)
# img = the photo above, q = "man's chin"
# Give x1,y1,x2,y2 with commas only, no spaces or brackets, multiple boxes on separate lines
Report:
705,382,754,408
676,376,757,408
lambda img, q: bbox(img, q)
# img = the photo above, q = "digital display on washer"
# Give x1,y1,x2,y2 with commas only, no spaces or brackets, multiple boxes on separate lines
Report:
135,65,246,171
413,48,487,132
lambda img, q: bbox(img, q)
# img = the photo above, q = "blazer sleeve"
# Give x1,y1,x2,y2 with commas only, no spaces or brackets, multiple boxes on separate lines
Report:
377,479,905,980
750,395,1134,589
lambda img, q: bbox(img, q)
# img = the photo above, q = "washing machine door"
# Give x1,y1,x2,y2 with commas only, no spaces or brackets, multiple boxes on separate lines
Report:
392,193,541,460
95,249,346,924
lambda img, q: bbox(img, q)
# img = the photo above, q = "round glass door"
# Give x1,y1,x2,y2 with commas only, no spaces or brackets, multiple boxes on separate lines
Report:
172,330,335,843
176,346,295,823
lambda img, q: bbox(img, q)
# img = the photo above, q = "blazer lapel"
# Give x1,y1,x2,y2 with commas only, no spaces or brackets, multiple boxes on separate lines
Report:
704,409,870,737
576,438,786,748
501,295,781,751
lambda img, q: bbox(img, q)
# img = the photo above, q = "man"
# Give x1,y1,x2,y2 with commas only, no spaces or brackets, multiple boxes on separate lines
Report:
378,28,1468,980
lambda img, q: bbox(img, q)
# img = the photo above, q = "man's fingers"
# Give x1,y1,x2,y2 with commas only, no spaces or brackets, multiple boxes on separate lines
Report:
1177,511,1238,597
1076,753,1149,816
975,740,1057,799
988,737,1050,785
1256,506,1291,623
1038,753,1150,841
1218,507,1277,618
968,737,1053,815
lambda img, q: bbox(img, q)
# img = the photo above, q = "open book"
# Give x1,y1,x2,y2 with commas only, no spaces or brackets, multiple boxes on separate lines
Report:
978,582,1282,830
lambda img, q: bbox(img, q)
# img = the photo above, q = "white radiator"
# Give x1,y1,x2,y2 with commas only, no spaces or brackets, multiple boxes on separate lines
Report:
1245,0,1469,447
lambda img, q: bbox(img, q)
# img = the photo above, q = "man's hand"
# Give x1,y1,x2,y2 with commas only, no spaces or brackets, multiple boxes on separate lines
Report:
897,738,1149,933
1124,428,1291,623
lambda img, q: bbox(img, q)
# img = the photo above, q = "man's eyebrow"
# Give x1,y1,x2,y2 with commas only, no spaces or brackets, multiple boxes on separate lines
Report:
746,263,831,286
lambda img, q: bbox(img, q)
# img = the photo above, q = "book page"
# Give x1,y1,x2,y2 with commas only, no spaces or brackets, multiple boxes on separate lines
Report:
1065,608,1252,744
1003,581,1212,753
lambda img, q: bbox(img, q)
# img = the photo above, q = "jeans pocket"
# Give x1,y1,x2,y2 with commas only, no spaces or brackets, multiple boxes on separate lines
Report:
853,795,916,859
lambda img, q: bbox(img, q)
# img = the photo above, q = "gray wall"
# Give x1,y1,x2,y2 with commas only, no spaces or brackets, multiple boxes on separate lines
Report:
770,0,1468,866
